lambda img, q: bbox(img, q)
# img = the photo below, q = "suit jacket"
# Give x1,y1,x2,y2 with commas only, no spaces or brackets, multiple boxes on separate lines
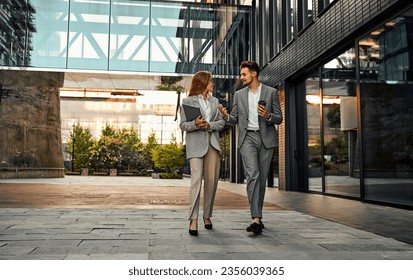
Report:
179,95,225,159
227,84,283,149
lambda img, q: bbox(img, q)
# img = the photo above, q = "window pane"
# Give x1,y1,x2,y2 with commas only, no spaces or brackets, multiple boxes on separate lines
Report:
306,75,322,192
318,0,336,14
298,0,313,32
149,2,186,73
67,0,110,70
269,0,279,56
322,47,359,198
30,0,69,68
359,9,413,206
282,0,294,45
109,0,150,72
290,0,294,40
305,0,313,26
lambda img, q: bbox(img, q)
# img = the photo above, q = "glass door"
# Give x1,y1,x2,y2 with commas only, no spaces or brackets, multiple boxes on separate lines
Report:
305,74,322,192
321,47,360,198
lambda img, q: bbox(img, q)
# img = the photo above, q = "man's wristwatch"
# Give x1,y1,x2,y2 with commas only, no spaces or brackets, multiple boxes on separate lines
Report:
266,114,271,121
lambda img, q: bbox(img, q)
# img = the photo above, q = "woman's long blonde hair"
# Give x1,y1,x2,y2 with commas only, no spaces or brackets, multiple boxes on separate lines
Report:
188,71,212,97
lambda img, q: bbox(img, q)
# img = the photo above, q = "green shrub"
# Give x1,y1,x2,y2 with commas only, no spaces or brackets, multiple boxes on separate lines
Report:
158,172,183,179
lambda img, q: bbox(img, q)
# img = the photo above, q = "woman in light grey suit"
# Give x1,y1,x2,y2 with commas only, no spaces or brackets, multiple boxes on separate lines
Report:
179,71,225,236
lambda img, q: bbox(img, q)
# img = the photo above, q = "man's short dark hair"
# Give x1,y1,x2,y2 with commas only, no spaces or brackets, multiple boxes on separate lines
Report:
240,61,260,77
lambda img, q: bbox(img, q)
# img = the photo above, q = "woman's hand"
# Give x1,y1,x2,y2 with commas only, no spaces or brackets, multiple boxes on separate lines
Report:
195,116,209,129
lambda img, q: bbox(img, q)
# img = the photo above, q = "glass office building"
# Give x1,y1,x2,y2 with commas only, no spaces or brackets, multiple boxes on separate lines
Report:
250,0,413,208
0,0,250,178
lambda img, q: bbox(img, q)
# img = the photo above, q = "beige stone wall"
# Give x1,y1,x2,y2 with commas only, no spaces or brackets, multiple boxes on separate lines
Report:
0,70,64,178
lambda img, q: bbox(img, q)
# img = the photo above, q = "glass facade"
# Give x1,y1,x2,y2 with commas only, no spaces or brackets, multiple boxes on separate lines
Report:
110,0,150,71
298,0,312,32
1,0,250,76
359,10,413,205
0,0,251,180
60,90,181,145
302,6,413,207
306,74,322,192
322,48,359,198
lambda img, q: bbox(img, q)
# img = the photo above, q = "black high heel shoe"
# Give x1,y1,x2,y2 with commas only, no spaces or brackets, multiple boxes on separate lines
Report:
189,219,198,236
203,217,213,230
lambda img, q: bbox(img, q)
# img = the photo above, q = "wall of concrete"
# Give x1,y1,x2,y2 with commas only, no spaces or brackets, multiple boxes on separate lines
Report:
0,70,65,178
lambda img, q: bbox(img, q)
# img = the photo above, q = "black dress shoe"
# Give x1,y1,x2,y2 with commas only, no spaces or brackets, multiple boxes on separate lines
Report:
260,221,265,229
246,222,262,234
189,229,198,236
203,217,213,230
189,220,198,236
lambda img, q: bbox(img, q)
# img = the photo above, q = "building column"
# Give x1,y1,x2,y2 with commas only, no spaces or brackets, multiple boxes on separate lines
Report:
0,70,65,178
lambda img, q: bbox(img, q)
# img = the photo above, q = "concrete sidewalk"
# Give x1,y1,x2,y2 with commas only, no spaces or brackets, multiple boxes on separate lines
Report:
0,176,412,260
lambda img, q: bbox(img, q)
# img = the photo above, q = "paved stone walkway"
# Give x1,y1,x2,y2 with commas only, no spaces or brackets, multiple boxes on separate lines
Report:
0,176,412,260
2,208,412,260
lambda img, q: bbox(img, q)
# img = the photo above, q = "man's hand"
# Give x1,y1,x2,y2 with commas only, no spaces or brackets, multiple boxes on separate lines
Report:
218,104,228,119
258,104,270,119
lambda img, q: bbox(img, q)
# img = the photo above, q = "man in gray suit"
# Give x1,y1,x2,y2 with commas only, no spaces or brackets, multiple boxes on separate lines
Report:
219,61,282,234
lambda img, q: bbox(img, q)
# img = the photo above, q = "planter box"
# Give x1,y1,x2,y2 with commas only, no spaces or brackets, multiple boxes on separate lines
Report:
80,168,89,176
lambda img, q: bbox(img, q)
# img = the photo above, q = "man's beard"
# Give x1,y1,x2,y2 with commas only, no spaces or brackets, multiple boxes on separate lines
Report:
242,79,252,86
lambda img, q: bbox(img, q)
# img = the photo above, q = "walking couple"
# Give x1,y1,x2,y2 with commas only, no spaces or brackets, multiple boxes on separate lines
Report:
179,61,283,236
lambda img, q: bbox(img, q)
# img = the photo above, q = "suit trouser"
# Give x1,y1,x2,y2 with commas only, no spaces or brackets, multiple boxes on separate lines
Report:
239,131,273,219
188,144,220,220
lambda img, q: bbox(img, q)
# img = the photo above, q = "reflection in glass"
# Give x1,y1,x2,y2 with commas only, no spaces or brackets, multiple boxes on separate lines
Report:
60,89,181,146
298,0,313,32
3,0,250,75
359,8,413,206
322,47,360,198
318,0,336,13
149,2,185,73
306,76,322,192
67,0,110,70
0,1,36,66
109,0,150,71
269,1,279,57
30,0,69,68
281,0,294,46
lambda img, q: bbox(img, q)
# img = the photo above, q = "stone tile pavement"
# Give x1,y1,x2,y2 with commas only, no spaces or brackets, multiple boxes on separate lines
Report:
1,208,413,260
0,176,412,260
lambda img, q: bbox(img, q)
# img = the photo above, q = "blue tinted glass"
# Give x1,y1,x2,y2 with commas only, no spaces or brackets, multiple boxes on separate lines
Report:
149,2,187,73
109,0,150,72
30,0,69,68
1,0,250,75
67,0,110,70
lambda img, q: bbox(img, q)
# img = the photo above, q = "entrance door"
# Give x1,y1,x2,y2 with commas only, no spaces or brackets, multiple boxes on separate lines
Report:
321,47,360,198
305,74,323,192
303,47,361,197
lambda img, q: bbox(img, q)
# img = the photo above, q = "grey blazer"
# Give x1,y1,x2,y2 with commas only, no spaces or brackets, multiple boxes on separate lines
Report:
227,84,283,149
179,95,225,159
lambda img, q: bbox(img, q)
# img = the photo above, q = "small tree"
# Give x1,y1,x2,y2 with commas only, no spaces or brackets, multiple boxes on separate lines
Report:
142,130,159,170
117,127,146,172
65,123,94,171
151,142,184,174
89,123,122,171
